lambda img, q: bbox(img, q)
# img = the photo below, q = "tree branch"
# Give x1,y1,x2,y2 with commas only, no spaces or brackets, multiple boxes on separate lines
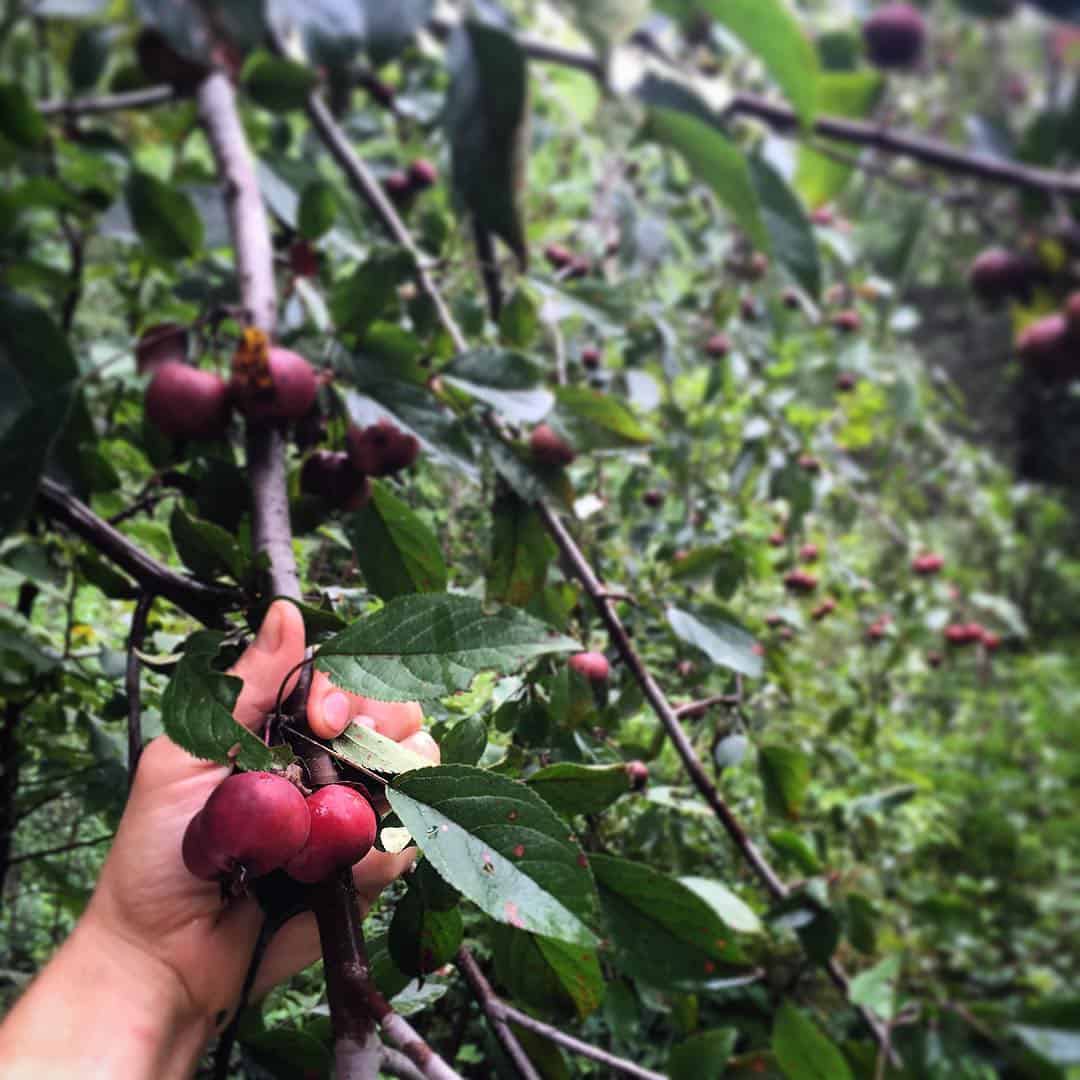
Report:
8,834,113,866
125,592,154,788
38,85,175,116
456,948,665,1080
36,477,236,626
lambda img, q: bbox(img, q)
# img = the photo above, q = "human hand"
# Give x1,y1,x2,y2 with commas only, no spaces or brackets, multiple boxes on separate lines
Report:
0,600,438,1078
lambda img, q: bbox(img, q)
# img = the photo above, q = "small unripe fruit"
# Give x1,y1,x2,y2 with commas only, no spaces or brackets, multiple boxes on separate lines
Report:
642,489,665,508
912,552,944,575
705,333,731,358
783,569,818,594
136,322,188,374
182,771,310,882
135,28,209,92
301,451,371,511
146,362,230,440
862,3,926,69
811,597,836,621
408,159,439,190
569,651,610,684
284,785,378,884
530,423,575,467
625,760,649,792
832,309,861,334
544,243,573,270
231,346,318,422
1017,314,1072,383
835,371,858,392
799,543,819,563
347,419,420,477
969,248,1033,304
582,345,602,370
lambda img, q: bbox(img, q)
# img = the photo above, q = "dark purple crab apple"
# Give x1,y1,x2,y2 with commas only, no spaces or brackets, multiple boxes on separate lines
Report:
145,361,231,440
284,785,378,884
300,451,371,511
182,771,310,882
529,423,576,467
347,419,421,477
862,3,926,70
230,346,318,423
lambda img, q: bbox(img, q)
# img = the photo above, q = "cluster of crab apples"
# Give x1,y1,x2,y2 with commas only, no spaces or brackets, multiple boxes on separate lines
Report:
139,324,419,510
182,772,377,886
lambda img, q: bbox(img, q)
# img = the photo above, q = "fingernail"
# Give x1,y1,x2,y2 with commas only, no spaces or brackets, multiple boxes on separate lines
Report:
352,714,376,730
253,605,283,654
323,692,350,733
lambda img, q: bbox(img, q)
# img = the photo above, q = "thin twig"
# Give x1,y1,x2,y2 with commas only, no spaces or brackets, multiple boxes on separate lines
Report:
38,85,176,116
675,694,741,719
8,834,113,865
125,592,154,788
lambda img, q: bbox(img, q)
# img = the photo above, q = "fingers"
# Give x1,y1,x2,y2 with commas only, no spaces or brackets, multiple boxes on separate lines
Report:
228,601,306,733
307,672,425,742
400,730,440,764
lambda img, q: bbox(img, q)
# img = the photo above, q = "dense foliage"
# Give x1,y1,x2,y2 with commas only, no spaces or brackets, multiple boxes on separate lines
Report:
1,0,1079,1077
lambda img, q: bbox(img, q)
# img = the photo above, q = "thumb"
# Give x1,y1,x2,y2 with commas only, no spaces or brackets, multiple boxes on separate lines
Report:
228,601,307,732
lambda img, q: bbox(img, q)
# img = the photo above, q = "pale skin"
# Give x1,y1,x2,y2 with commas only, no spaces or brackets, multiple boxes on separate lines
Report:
0,600,438,1079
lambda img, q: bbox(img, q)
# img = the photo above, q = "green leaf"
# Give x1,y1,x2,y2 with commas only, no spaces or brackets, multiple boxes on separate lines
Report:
445,18,529,266
795,72,884,207
125,170,204,261
0,83,46,149
443,349,553,424
499,285,540,348
330,248,415,336
439,714,487,766
697,0,819,125
771,1002,853,1080
331,722,434,776
486,492,556,607
169,506,245,583
160,632,275,771
316,594,578,702
849,955,901,1021
668,1028,738,1080
344,482,447,600
554,386,651,449
749,155,821,298
297,179,338,240
69,26,110,94
590,854,749,992
767,829,822,874
666,607,763,678
362,0,434,67
242,52,318,112
526,763,634,818
759,744,811,820
0,608,61,675
388,885,463,977
387,764,599,946
679,877,764,935
639,86,767,251
492,924,605,1019
1010,1023,1080,1067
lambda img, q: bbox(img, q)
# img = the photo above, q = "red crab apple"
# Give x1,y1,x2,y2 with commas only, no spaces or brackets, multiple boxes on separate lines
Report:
347,419,420,477
529,423,575,467
980,629,1002,651
1017,314,1072,383
705,333,731,358
145,361,230,440
384,170,412,202
136,321,188,374
832,309,862,334
944,622,982,646
544,243,573,270
625,761,649,792
862,3,926,69
912,552,944,575
768,531,785,547
642,489,665,508
569,651,610,684
182,771,310,882
784,569,818,594
799,454,822,473
799,543,820,563
231,346,318,422
581,345,602,370
284,785,378,884
811,597,837,621
408,158,439,190
969,247,1033,304
300,451,371,511
835,371,858,392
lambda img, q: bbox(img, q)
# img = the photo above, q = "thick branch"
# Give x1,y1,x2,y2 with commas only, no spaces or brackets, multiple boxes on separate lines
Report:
457,948,665,1080
36,477,235,626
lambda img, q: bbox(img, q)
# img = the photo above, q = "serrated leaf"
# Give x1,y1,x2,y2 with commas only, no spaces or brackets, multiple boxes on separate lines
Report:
160,631,274,770
749,155,821,298
315,594,578,702
554,386,650,449
486,492,556,607
344,482,447,600
767,829,822,875
388,885,463,977
443,348,553,424
771,1002,853,1080
125,171,203,261
440,714,487,766
446,17,529,266
848,955,900,1021
387,765,598,946
668,1028,738,1080
667,607,762,678
331,248,415,336
680,877,763,935
332,721,434,776
242,52,318,112
590,854,749,992
759,744,811,820
526,763,633,817
170,505,244,583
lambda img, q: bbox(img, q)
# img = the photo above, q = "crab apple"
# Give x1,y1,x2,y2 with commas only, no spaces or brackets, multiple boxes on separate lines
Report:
811,597,837,621
182,771,310,882
529,423,576,467
740,295,760,322
544,243,573,270
832,308,861,334
231,346,318,422
810,206,835,226
136,321,188,374
145,362,231,440
567,255,591,280
784,569,818,594
926,650,944,668
746,251,769,280
347,419,421,477
866,619,889,642
835,371,858,392
383,170,412,203
569,651,610,684
301,451,371,511
944,622,982,646
288,239,320,278
980,629,1002,651
705,333,731,358
642,489,665,509
625,760,649,792
798,454,822,473
135,28,209,92
799,543,820,563
862,3,926,69
764,612,785,628
408,158,439,190
968,247,1033,304
912,552,944,575
359,73,396,109
676,659,696,679
1017,314,1072,383
782,288,801,311
284,785,378,884
768,531,785,548
581,345,602,371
